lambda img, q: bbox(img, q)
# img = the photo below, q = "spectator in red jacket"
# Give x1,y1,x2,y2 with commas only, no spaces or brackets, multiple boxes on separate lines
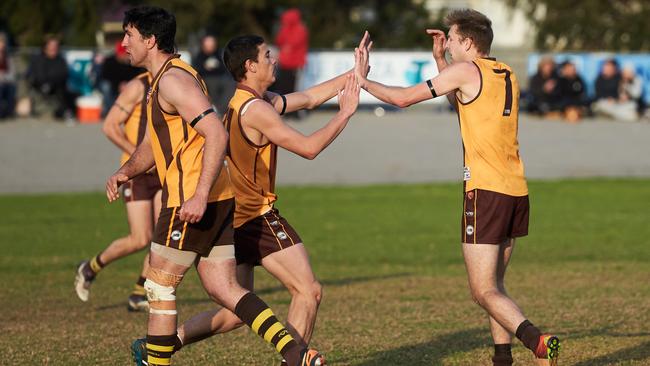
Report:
273,8,308,118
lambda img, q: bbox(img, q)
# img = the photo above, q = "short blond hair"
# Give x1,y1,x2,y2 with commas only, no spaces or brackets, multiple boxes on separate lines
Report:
444,9,493,55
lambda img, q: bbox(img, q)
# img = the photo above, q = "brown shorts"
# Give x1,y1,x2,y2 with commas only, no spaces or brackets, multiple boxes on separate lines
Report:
122,173,161,203
235,208,302,265
153,198,235,257
462,189,529,244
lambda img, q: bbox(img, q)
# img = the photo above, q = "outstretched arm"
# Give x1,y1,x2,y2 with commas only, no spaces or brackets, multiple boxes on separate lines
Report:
266,32,372,114
354,31,475,108
248,74,360,160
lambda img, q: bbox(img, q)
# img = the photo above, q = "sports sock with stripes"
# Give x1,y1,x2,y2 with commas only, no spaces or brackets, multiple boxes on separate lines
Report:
492,343,513,366
146,334,176,365
132,276,147,296
234,292,302,365
515,320,542,353
83,254,105,278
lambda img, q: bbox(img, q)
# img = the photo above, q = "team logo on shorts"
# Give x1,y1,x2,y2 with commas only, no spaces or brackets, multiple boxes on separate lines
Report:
270,220,280,227
124,188,132,197
466,225,474,236
276,231,288,240
465,211,474,217
171,230,182,241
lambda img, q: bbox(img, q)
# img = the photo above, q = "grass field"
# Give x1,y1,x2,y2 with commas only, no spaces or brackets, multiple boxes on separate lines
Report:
1,179,649,365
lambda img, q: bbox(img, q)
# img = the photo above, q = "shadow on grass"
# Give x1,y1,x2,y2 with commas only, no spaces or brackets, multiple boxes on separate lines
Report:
350,328,489,365
572,341,650,366
95,272,413,310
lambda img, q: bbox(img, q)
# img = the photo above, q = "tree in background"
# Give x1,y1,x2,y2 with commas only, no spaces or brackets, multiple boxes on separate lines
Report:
1,0,436,49
505,0,650,51
1,0,100,47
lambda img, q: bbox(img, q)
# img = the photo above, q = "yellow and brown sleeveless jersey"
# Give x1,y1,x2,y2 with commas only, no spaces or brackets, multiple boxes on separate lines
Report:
456,57,528,196
120,72,151,166
224,84,278,228
148,55,233,208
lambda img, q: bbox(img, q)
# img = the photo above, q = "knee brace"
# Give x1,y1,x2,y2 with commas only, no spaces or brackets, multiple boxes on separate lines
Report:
144,268,183,315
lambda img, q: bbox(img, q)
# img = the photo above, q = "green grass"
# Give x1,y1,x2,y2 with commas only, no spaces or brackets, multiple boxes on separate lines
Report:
1,179,649,365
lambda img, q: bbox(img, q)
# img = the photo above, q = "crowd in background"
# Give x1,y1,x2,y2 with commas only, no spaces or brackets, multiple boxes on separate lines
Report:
0,8,309,123
526,57,646,123
1,15,648,124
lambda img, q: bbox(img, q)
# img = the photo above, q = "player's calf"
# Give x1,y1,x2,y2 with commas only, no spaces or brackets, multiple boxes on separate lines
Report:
143,268,183,365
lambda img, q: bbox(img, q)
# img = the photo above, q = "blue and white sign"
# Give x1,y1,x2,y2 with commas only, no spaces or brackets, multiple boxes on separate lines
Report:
299,51,442,104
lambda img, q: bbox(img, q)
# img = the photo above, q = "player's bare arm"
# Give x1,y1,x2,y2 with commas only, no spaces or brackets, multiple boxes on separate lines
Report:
246,74,359,160
102,78,144,155
106,131,154,202
426,29,458,107
266,31,372,113
158,69,228,223
356,45,478,108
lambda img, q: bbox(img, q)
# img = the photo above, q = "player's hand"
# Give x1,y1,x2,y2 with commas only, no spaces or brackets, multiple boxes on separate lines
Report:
426,29,447,60
338,74,360,117
106,173,129,202
178,194,207,224
354,31,373,89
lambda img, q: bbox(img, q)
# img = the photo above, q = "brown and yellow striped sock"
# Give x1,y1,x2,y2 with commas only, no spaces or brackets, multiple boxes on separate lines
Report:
146,334,176,366
234,292,302,365
82,254,105,279
132,276,147,296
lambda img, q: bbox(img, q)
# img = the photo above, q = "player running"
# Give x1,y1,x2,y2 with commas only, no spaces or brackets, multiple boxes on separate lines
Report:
75,71,161,312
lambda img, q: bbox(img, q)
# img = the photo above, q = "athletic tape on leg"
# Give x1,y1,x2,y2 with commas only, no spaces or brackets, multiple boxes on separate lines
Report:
145,268,183,315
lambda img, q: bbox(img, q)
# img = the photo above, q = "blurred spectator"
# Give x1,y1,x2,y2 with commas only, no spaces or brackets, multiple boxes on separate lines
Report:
273,8,308,118
97,41,144,115
193,34,233,115
528,56,562,117
0,32,16,119
619,64,644,117
26,35,76,120
557,61,587,123
593,59,640,121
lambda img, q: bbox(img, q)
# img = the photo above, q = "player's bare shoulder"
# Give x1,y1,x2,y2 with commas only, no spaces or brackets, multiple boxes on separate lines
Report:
158,68,197,93
157,68,204,112
451,61,481,82
119,76,147,102
243,96,281,127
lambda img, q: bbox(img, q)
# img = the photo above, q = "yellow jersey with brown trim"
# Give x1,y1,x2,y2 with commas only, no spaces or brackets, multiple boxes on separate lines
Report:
456,57,528,196
224,84,278,228
120,72,151,166
148,55,233,208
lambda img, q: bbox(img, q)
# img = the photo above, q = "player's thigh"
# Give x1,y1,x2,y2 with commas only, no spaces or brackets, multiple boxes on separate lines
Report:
462,243,501,290
261,243,318,294
236,263,255,291
496,239,516,282
125,200,155,240
149,243,195,275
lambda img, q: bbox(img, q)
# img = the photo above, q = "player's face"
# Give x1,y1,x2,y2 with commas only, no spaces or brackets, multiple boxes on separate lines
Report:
446,25,470,63
122,25,148,67
256,43,277,85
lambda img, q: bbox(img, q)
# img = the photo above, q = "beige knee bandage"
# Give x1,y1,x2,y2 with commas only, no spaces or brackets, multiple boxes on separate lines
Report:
145,267,183,316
